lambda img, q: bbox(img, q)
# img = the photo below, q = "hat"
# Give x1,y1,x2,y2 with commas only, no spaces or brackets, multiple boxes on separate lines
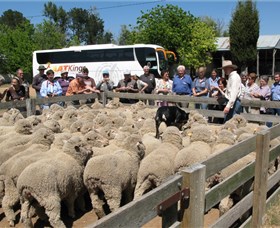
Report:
76,73,86,78
82,67,89,73
38,65,46,70
124,69,131,75
219,60,237,70
61,71,68,75
102,69,109,75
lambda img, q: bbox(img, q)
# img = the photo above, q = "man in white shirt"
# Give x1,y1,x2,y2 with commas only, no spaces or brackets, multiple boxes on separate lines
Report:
221,60,242,122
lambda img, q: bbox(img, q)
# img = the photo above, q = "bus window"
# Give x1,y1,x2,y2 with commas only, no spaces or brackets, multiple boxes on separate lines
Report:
157,50,167,71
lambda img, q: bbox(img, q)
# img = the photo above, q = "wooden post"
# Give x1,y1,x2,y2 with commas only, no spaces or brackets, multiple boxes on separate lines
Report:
26,99,36,116
102,92,107,107
251,130,270,228
180,163,206,228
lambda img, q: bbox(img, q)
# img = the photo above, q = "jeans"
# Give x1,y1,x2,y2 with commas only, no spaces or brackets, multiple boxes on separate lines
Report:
266,108,280,127
224,99,241,123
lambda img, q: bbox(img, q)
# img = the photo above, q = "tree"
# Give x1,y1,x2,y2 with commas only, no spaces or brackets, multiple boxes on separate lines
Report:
33,20,67,50
43,2,69,34
133,4,217,70
178,19,217,70
200,16,228,37
118,25,134,45
229,0,259,71
0,10,29,29
0,22,36,74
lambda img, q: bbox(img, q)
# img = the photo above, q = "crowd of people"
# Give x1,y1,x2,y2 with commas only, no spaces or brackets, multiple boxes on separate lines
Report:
0,61,280,124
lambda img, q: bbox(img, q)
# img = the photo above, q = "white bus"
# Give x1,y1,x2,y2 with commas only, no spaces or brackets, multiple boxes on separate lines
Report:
32,44,176,86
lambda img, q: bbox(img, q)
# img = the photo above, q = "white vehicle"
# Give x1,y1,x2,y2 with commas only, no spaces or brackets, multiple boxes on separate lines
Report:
32,44,176,86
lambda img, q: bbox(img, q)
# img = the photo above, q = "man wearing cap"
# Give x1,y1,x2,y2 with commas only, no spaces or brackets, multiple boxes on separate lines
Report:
116,70,138,103
32,65,47,98
57,71,70,96
221,60,242,122
96,69,114,92
82,67,100,103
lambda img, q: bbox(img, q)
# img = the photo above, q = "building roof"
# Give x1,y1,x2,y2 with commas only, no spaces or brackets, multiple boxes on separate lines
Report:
216,35,280,51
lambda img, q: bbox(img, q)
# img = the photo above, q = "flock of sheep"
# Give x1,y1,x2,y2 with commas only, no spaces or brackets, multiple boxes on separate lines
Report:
0,99,279,227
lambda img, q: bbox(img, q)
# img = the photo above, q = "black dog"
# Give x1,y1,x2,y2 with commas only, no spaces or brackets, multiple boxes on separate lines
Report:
155,106,189,138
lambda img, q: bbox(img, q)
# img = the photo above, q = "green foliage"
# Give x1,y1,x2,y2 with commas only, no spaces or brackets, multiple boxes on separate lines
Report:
0,22,36,74
178,19,217,69
43,2,68,33
133,4,217,69
0,9,29,29
229,0,259,69
33,20,67,50
118,25,135,45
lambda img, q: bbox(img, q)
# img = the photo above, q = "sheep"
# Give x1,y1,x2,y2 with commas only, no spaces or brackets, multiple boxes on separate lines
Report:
187,125,216,145
25,115,42,127
0,119,32,146
174,141,212,172
161,126,183,150
217,153,256,216
33,119,61,133
0,109,24,126
17,136,92,228
0,127,54,165
83,134,145,219
134,142,180,198
70,119,93,135
141,133,162,156
58,109,78,130
83,130,110,148
105,99,123,109
91,98,104,109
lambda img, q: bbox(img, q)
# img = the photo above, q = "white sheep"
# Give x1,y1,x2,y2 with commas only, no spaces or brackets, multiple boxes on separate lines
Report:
84,134,145,219
0,128,54,165
17,136,92,228
134,142,180,198
0,133,71,226
174,141,212,172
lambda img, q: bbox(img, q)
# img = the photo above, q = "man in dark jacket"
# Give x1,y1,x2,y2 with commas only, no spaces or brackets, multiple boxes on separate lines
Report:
139,65,156,105
32,65,47,98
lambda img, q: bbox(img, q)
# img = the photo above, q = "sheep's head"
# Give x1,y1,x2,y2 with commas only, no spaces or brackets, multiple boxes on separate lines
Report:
162,126,183,149
50,110,64,121
216,129,236,145
44,120,61,133
14,119,33,135
26,115,42,127
62,109,78,121
51,132,72,149
32,128,55,145
227,115,247,128
63,136,93,165
50,103,64,112
84,130,109,148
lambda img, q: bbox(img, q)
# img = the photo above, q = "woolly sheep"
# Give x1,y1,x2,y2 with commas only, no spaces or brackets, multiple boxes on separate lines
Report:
83,134,145,218
58,109,78,130
0,133,71,226
141,133,162,156
161,126,183,150
134,142,180,198
83,130,110,148
17,136,92,228
0,109,24,126
105,99,123,109
174,141,212,172
0,128,54,166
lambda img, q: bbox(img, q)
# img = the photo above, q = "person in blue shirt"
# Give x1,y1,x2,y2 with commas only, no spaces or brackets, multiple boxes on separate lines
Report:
40,69,63,109
192,66,209,109
172,65,192,107
267,72,280,127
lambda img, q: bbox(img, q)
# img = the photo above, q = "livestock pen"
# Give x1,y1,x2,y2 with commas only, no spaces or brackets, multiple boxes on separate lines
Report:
0,92,280,227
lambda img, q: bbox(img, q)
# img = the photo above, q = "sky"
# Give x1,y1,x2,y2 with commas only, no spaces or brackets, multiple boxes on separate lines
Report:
0,0,279,39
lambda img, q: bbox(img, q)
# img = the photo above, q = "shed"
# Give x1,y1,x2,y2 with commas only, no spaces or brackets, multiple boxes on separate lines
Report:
213,35,280,76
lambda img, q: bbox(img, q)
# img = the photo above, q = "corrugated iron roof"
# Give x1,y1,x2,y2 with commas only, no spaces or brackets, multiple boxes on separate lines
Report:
216,35,280,51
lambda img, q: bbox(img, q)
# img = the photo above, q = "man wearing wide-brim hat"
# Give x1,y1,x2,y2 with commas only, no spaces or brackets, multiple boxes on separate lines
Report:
219,60,242,122
32,65,47,98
